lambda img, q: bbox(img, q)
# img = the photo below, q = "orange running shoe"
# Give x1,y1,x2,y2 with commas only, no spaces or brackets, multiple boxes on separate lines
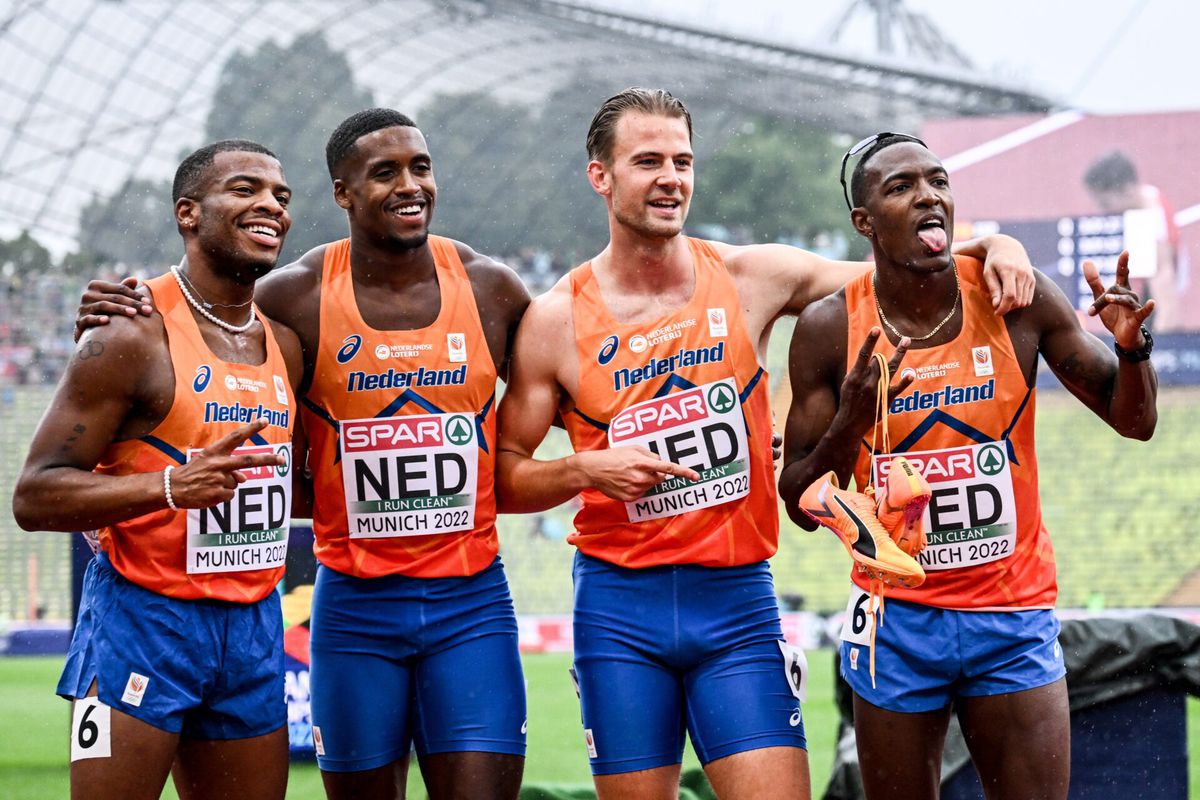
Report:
875,456,932,557
799,472,925,589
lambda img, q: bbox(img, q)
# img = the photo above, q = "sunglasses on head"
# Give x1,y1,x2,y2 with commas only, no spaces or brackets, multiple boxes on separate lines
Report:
839,132,927,210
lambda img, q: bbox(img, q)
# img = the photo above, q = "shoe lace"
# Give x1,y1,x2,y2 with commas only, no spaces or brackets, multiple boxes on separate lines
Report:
867,351,892,498
867,352,892,689
867,575,886,689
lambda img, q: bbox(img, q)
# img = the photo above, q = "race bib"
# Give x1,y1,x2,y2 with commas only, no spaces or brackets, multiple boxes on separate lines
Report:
340,414,478,538
777,640,809,703
873,441,1016,571
839,585,875,646
187,443,291,574
608,378,750,522
70,697,111,762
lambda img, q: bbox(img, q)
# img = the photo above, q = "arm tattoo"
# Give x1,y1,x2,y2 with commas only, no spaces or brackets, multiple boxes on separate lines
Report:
77,340,104,360
58,423,87,454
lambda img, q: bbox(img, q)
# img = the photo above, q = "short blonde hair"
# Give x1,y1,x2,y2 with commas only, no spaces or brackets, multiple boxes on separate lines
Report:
586,87,693,164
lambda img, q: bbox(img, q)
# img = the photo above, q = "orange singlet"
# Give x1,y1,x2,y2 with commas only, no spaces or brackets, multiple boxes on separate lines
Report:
847,256,1056,610
95,272,294,603
564,238,777,568
303,236,498,578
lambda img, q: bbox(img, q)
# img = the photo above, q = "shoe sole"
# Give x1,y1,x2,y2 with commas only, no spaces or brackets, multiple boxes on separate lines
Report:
880,458,932,557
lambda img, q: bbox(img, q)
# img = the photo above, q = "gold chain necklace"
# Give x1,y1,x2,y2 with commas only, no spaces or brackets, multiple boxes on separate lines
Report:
872,265,960,342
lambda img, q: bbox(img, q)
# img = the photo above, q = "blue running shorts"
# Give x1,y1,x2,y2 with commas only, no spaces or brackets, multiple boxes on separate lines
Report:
840,592,1065,713
57,553,285,738
308,556,526,772
572,552,805,776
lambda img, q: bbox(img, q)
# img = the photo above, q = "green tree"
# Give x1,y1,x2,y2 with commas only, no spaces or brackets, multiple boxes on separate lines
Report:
205,32,373,261
417,91,542,257
74,178,179,271
72,32,373,269
0,230,54,279
418,83,861,268
688,118,860,255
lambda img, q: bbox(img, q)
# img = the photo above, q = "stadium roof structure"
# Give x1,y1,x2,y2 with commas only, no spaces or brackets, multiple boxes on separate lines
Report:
0,0,1054,256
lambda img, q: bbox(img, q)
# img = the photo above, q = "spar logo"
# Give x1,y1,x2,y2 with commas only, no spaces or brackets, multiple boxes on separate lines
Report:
193,365,212,393
342,415,473,453
276,444,292,477
877,443,1005,484
597,335,619,366
337,334,363,364
610,388,709,444
977,444,1005,476
445,415,473,445
707,382,736,414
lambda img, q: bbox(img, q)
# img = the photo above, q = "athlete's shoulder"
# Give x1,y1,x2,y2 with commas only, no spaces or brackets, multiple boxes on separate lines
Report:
790,287,849,378
797,286,849,331
89,298,169,351
265,316,304,389
254,244,327,325
447,238,530,303
71,306,170,394
996,267,1064,332
525,272,573,325
443,239,532,338
794,288,849,358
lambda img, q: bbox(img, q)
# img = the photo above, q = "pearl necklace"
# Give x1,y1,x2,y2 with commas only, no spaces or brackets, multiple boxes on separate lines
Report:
171,265,257,334
872,264,960,342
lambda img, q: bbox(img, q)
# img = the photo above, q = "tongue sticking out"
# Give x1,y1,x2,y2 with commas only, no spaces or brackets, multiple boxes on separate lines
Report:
917,226,947,254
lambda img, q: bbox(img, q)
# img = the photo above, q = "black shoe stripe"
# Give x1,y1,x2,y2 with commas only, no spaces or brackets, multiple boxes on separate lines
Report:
833,494,877,560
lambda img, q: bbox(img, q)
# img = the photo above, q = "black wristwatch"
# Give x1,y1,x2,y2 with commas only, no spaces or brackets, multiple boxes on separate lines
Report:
1114,325,1154,363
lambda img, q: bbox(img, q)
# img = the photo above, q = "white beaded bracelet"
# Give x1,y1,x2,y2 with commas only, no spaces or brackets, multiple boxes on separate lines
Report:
163,465,179,511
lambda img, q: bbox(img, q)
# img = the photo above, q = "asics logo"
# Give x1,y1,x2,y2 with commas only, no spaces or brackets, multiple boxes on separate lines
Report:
597,335,619,366
193,365,212,393
337,334,362,364
789,708,802,727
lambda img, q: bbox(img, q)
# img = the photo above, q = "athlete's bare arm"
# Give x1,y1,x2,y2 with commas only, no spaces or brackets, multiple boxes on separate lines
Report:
13,317,282,532
494,281,698,514
777,297,912,530
715,234,1035,351
1012,254,1157,439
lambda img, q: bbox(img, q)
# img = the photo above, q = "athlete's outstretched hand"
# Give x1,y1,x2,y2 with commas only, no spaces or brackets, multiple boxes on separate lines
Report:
1085,251,1155,349
74,276,152,341
571,446,701,502
168,419,284,508
835,328,913,438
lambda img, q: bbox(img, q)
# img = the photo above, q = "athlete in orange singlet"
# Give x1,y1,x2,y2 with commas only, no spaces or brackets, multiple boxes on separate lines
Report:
779,135,1157,800
496,89,1036,800
14,141,304,800
259,111,529,800
73,111,531,800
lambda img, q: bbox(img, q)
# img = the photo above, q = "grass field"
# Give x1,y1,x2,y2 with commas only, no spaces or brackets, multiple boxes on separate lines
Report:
0,652,837,799
2,653,1196,799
